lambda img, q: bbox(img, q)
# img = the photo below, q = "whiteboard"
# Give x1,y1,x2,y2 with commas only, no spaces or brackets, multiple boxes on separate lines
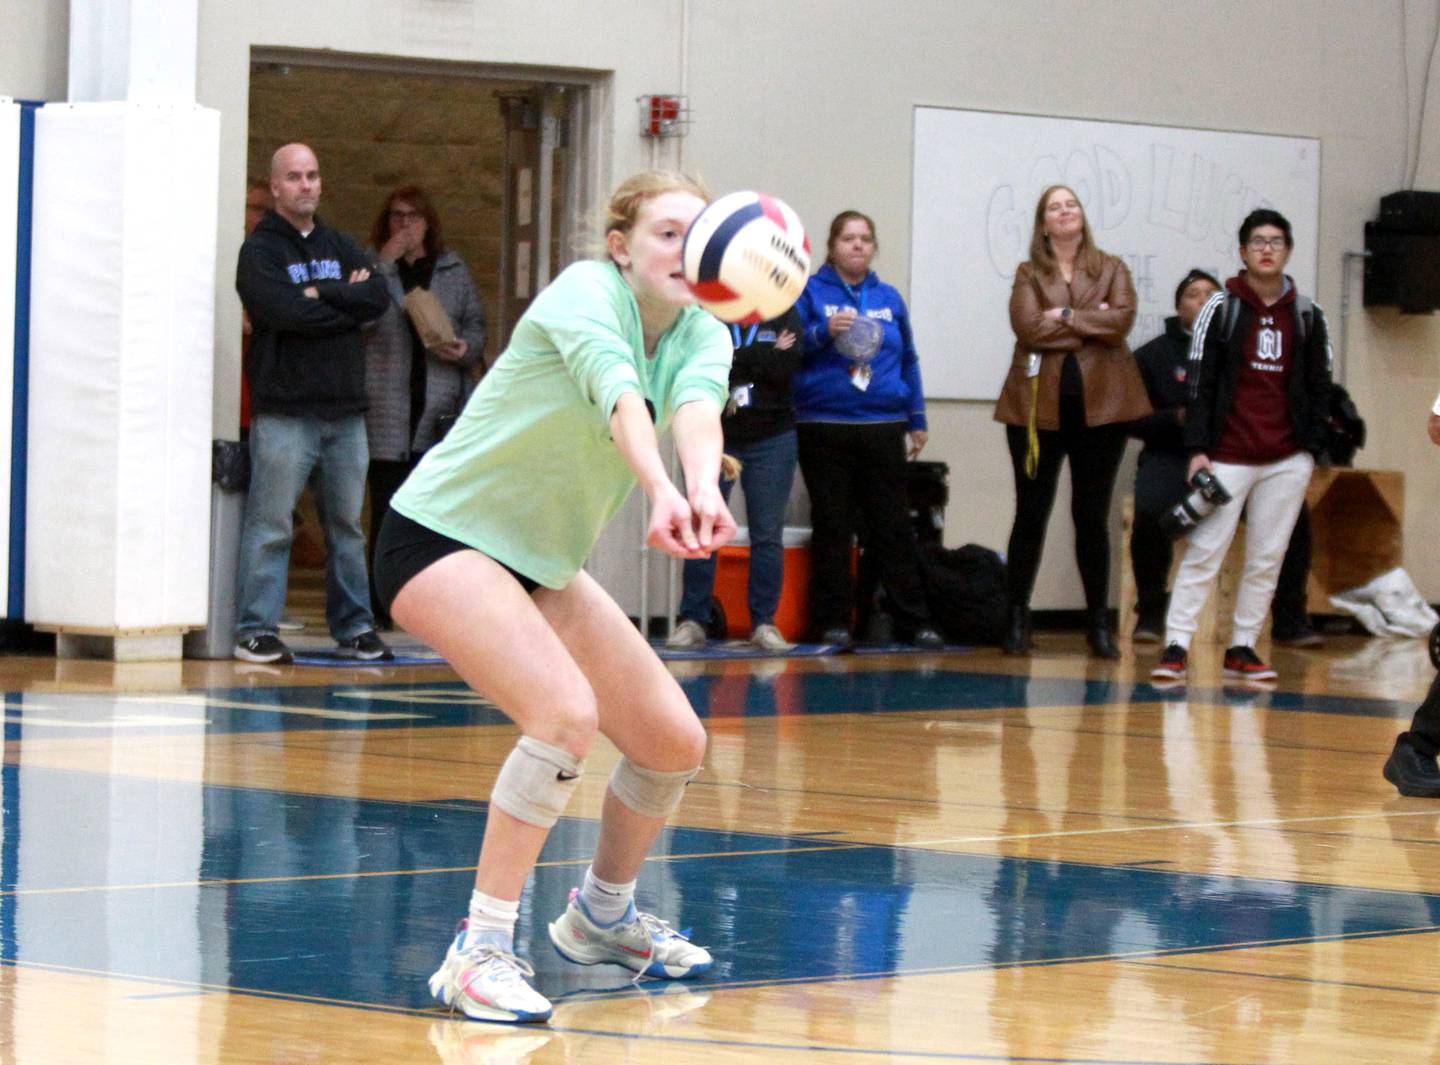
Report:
908,107,1320,400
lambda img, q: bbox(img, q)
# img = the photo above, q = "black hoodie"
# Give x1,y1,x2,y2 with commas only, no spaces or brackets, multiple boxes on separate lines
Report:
1127,315,1191,454
236,210,389,418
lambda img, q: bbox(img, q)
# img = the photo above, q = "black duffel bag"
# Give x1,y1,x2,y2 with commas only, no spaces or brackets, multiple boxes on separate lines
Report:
919,541,1008,646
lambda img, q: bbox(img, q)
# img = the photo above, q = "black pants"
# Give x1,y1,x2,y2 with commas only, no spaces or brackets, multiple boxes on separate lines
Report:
1004,393,1127,611
367,457,418,624
1129,450,1312,631
1402,672,1440,757
797,421,932,636
1130,450,1190,623
1270,504,1313,634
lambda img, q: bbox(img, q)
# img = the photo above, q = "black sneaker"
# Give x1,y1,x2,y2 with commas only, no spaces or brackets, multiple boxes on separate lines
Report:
1132,616,1164,644
1383,738,1440,798
910,627,946,650
1223,645,1277,680
1272,625,1324,648
1151,643,1187,680
337,630,394,661
234,633,294,664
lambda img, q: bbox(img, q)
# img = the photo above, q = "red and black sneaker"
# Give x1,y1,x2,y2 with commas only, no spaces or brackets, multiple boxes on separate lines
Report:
1151,643,1187,680
1223,645,1277,681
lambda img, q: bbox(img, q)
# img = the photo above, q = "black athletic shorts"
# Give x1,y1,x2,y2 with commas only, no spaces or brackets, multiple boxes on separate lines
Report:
374,508,540,611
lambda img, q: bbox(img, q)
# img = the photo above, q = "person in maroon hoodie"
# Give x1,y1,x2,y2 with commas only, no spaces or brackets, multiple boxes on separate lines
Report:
1151,209,1332,683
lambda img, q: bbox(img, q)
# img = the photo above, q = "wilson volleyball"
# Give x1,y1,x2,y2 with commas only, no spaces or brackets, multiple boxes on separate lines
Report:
682,191,810,323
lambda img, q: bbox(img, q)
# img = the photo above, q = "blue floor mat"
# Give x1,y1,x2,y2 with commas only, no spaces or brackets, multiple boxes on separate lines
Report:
653,639,973,660
851,641,974,655
654,640,840,660
292,651,449,667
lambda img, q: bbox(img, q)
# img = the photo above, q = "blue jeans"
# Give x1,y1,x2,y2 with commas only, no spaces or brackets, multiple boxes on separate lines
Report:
679,428,798,629
236,413,374,641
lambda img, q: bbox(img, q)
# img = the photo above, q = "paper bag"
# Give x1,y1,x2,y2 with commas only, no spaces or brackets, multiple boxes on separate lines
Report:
403,288,456,348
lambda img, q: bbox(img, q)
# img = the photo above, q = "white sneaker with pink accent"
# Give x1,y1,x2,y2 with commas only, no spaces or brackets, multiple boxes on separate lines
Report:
548,889,712,979
428,928,552,1024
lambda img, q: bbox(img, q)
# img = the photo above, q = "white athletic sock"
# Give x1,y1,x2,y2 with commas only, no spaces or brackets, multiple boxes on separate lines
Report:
461,889,518,952
579,866,635,927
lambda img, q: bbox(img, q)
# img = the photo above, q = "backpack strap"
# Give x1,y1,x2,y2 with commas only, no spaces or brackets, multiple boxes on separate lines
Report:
1220,292,1242,343
1293,294,1312,345
1224,289,1314,346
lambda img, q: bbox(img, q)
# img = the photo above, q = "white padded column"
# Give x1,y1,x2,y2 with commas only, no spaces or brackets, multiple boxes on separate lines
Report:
25,102,218,636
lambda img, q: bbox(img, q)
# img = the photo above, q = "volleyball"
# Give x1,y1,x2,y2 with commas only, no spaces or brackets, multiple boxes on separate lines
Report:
682,191,810,324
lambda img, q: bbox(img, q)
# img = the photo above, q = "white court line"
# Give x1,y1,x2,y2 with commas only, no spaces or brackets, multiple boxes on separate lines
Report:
117,694,426,721
2,714,205,729
903,807,1440,849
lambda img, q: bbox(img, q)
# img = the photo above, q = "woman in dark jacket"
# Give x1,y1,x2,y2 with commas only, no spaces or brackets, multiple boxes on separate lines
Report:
993,185,1151,658
668,308,804,652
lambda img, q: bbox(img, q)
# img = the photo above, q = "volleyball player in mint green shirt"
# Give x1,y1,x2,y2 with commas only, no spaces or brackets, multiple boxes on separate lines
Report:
377,173,734,1024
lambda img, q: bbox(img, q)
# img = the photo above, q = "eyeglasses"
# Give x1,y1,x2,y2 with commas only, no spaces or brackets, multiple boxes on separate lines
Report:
1246,236,1287,251
389,208,424,222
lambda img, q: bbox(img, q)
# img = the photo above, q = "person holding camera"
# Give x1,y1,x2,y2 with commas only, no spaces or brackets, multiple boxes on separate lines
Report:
1381,395,1440,796
1151,209,1332,682
1128,269,1322,646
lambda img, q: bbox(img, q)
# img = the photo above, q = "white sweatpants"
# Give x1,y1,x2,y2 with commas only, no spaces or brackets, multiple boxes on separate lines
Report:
1164,451,1314,650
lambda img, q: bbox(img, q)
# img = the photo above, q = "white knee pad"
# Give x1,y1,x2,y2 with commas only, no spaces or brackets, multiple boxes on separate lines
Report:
490,736,585,828
608,757,700,818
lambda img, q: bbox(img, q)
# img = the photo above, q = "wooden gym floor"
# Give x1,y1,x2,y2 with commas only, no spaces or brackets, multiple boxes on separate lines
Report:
1,619,1437,1064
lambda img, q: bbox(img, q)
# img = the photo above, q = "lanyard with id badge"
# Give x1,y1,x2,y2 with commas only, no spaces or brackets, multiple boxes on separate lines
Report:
1024,352,1043,478
833,284,883,390
726,322,759,415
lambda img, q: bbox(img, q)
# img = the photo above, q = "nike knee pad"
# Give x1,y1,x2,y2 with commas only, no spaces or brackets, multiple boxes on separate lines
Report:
608,756,700,819
490,736,585,828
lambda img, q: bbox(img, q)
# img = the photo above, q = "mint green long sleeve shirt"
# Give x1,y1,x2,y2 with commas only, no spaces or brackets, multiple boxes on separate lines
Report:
390,260,731,588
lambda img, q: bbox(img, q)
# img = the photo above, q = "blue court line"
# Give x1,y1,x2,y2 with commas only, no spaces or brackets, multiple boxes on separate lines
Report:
0,669,1417,741
1,765,1437,1018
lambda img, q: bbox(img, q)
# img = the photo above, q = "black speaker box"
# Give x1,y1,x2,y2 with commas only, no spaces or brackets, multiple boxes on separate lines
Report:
1364,223,1440,313
1378,190,1440,233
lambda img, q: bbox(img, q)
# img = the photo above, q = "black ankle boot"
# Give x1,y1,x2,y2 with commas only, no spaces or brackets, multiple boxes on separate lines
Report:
1086,607,1120,660
1002,605,1032,656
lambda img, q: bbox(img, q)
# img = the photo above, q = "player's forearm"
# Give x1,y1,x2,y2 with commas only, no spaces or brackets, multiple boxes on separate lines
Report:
609,392,673,499
672,400,723,495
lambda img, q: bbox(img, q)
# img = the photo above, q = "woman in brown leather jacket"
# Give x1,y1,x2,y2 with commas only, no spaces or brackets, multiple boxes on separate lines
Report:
993,185,1151,658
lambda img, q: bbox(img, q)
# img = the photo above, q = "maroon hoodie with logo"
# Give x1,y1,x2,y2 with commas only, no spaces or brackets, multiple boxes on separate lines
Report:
1210,275,1299,464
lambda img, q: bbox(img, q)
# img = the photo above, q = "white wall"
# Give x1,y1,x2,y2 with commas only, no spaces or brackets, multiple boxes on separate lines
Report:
6,0,1440,606
0,0,69,101
684,0,1440,607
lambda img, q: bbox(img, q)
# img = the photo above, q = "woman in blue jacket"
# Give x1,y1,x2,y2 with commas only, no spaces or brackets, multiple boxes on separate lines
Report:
793,210,942,649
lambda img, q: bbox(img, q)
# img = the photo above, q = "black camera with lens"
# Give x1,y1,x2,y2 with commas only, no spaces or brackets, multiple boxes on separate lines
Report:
1159,467,1232,540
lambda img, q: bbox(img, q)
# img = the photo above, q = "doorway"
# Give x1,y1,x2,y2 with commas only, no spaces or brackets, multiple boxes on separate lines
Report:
243,49,602,629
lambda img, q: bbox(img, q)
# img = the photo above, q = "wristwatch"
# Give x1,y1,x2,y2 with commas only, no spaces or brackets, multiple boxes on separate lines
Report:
1060,307,1073,321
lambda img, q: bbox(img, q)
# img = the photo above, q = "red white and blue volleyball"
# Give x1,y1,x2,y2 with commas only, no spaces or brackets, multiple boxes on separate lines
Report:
682,191,810,324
